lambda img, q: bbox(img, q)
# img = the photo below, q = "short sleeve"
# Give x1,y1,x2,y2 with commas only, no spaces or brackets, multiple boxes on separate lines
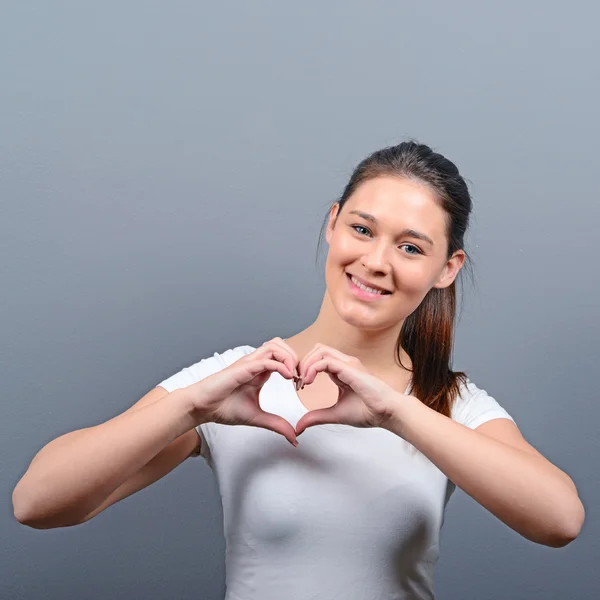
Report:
156,345,254,462
451,378,516,430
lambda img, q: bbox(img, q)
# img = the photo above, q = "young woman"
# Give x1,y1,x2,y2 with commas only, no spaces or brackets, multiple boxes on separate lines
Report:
13,141,584,599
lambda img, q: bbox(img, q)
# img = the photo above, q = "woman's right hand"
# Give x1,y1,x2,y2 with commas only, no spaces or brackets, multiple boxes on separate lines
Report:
189,338,300,447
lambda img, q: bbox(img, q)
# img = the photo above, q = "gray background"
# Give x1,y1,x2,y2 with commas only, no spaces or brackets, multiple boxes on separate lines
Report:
2,1,598,598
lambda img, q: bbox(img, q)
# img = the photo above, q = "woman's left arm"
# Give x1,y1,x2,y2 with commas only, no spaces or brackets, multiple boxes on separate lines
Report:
385,394,585,548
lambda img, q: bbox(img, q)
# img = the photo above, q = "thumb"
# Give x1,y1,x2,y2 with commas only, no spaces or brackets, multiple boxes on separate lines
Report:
295,407,340,436
251,410,299,447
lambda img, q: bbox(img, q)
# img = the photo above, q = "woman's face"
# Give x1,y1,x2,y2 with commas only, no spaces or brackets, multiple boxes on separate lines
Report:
324,175,465,331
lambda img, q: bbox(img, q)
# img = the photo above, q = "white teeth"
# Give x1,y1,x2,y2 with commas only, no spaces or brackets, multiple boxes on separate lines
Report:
350,275,387,295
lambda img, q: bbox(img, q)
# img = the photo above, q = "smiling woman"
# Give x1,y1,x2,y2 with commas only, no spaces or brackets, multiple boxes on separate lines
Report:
13,139,584,600
310,142,471,420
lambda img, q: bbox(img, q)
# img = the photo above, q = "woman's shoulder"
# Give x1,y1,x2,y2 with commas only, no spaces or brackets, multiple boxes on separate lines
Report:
451,377,516,429
181,342,256,372
212,343,256,364
156,343,256,393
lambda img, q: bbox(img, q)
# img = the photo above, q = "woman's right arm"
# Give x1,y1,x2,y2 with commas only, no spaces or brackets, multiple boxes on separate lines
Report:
12,385,207,530
12,337,300,530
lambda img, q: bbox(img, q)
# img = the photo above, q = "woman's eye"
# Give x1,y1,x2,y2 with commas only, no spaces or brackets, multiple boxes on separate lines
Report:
351,225,370,236
350,225,422,255
400,244,422,255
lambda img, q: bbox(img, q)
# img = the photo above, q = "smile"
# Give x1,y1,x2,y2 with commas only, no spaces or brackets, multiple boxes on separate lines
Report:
346,273,392,300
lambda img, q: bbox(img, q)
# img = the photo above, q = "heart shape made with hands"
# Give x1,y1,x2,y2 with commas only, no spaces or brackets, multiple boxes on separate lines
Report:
284,342,404,435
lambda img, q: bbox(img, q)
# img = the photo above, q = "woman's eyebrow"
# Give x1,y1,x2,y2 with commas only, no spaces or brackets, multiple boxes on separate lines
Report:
348,210,435,246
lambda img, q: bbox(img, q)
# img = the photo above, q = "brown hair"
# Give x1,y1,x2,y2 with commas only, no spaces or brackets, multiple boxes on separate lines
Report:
315,140,475,419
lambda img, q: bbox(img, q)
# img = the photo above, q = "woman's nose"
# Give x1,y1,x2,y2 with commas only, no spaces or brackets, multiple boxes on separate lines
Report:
361,246,392,274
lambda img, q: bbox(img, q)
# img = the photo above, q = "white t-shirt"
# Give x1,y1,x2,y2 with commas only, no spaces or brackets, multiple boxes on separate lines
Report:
157,343,515,600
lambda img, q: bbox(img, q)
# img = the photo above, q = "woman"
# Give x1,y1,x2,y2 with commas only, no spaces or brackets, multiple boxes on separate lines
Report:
13,141,585,599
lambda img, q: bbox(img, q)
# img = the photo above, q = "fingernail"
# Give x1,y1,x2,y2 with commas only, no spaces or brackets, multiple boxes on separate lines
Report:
291,440,299,448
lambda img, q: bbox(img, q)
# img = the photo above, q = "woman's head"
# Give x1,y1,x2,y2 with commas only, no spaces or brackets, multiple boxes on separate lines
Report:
324,174,467,332
316,140,474,417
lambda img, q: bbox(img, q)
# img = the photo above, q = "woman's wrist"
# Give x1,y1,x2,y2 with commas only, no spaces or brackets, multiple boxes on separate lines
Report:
380,392,421,438
171,387,213,429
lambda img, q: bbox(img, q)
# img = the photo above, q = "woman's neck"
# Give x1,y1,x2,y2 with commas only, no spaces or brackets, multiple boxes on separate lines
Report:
285,322,411,379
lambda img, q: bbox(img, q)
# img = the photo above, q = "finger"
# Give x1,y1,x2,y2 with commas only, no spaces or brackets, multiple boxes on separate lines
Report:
297,343,323,379
245,358,294,379
302,356,346,387
252,411,299,447
259,339,297,378
295,406,341,436
271,337,300,376
298,344,353,380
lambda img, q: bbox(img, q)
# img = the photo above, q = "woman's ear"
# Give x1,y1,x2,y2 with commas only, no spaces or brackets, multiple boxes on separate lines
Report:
433,250,466,289
325,203,340,245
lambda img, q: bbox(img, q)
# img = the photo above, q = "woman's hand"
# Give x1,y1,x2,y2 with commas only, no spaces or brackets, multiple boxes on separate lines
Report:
190,337,300,447
294,343,402,436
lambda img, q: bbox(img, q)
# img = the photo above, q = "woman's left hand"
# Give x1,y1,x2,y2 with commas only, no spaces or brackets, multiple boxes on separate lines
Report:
294,343,404,436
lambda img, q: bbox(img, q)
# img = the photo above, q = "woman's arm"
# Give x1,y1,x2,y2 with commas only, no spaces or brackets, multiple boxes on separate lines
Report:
12,387,202,528
385,394,585,548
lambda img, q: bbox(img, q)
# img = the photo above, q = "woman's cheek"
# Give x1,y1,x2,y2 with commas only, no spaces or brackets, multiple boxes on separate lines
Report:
396,264,430,293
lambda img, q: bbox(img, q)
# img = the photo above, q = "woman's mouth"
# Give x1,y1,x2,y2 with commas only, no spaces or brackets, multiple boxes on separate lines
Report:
346,273,392,301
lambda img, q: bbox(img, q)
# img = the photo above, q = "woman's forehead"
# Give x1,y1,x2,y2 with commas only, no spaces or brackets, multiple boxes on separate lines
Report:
344,177,447,237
